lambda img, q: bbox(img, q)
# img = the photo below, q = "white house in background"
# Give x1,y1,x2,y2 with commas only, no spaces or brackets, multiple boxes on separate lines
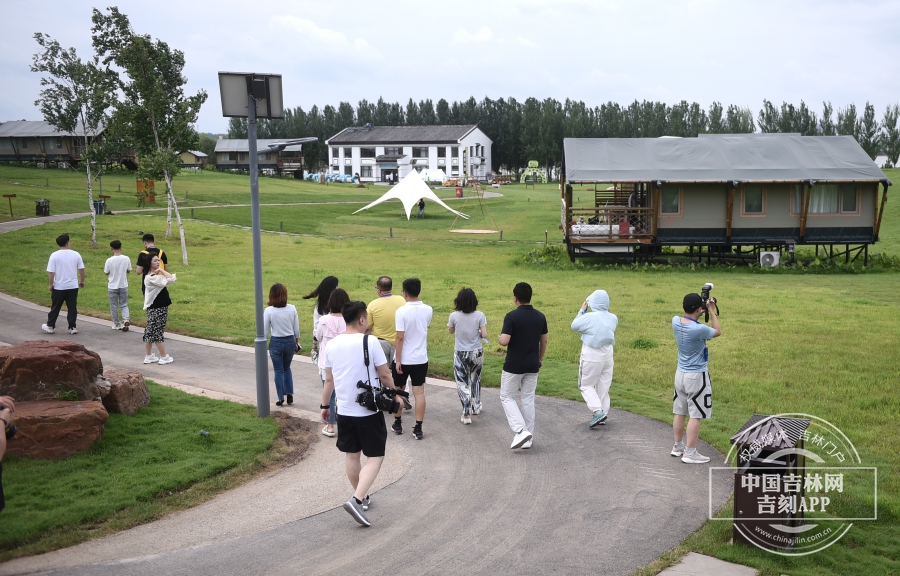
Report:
325,124,492,183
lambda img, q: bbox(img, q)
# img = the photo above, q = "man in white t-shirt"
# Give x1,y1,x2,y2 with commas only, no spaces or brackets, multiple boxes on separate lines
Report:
42,234,85,335
322,301,393,527
392,277,433,440
104,240,133,331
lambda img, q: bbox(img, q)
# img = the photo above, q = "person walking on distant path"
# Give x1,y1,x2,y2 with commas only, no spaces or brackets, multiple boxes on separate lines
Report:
571,290,618,428
142,255,176,365
671,293,721,464
134,233,167,294
321,301,393,527
366,276,412,419
104,240,132,332
42,234,85,335
264,283,300,407
448,288,488,424
498,282,548,450
393,278,432,440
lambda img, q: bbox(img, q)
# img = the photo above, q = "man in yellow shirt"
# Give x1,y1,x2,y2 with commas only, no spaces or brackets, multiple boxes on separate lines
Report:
366,276,412,423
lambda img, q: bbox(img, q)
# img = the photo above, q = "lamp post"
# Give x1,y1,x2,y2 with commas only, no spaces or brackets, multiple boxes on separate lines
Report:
218,72,316,417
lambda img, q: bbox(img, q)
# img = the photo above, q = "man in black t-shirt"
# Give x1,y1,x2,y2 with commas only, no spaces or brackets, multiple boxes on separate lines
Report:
498,282,548,450
134,233,167,294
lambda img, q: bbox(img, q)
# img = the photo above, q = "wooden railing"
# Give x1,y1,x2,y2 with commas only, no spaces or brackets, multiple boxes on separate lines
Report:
564,203,655,243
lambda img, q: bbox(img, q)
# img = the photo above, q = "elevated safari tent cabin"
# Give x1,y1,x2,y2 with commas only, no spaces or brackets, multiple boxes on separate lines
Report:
561,134,891,263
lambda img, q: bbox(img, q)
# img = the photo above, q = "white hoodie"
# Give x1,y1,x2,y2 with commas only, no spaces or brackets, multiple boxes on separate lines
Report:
571,290,618,351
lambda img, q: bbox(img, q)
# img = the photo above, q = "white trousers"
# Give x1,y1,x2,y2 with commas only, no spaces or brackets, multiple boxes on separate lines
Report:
500,371,538,434
578,353,613,414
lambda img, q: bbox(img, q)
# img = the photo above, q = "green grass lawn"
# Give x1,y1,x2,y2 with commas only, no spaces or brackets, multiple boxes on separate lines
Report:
0,164,898,574
0,382,280,560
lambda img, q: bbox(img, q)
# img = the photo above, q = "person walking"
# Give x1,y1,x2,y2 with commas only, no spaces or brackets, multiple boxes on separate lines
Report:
417,198,425,218
303,276,338,364
447,288,487,424
316,288,349,436
498,282,548,450
42,234,85,335
321,301,393,527
571,290,618,428
264,283,300,407
104,240,132,331
393,278,433,440
365,276,412,420
671,293,721,464
134,233,167,294
142,255,176,365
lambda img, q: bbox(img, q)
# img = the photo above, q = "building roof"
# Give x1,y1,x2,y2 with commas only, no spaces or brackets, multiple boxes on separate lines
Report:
214,139,305,153
327,125,481,145
0,120,98,138
188,150,208,158
564,134,891,185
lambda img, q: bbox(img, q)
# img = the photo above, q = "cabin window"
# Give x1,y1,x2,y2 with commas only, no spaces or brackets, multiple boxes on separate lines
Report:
841,184,858,213
791,184,803,215
360,147,376,158
20,139,28,149
0,138,10,149
806,184,858,214
742,185,766,216
660,186,681,215
361,166,373,178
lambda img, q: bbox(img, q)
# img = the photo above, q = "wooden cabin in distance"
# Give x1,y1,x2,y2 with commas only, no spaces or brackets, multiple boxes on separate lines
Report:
562,134,891,263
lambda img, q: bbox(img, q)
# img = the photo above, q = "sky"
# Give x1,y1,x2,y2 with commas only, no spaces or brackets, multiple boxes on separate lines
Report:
2,0,899,135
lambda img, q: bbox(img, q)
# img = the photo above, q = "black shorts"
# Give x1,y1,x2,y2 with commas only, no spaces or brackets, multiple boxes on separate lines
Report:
336,412,387,457
392,361,428,387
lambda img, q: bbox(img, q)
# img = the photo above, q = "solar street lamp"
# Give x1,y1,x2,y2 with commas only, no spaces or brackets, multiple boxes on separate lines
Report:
217,72,313,417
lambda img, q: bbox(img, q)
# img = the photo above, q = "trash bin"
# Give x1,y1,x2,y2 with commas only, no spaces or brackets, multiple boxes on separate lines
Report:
731,414,810,551
455,187,463,198
36,198,50,217
92,200,106,215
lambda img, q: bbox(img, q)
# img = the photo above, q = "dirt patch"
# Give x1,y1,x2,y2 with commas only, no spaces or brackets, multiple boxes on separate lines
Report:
271,412,317,467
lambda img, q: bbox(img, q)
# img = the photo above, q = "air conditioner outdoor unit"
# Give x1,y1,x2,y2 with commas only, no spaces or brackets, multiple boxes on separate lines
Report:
57,161,68,169
759,251,781,267
36,162,45,168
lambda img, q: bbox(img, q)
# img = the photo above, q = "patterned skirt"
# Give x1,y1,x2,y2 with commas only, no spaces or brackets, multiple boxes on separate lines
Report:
143,306,169,343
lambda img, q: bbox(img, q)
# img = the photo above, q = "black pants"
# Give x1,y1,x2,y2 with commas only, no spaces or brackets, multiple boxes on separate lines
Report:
47,288,78,329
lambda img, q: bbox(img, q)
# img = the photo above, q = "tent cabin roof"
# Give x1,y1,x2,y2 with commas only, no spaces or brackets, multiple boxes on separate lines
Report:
564,134,891,186
0,120,100,137
214,139,304,153
327,124,482,145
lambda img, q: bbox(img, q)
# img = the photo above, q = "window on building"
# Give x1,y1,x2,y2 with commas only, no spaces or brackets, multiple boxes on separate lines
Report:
332,147,338,157
238,153,248,162
791,184,803,215
437,147,446,158
660,186,681,215
361,166,373,178
412,147,428,158
20,139,28,149
742,185,765,215
343,147,352,158
0,138,10,149
451,146,458,157
360,147,376,158
385,147,402,156
806,184,859,214
344,165,353,176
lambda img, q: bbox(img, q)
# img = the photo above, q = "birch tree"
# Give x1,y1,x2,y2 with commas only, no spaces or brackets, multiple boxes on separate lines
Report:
91,7,206,264
31,33,117,249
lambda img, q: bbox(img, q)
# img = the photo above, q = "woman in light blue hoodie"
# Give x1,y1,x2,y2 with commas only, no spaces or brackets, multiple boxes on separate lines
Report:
571,290,618,428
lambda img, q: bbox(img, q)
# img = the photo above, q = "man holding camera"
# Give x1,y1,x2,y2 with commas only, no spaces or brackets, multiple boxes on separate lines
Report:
322,301,394,527
671,292,721,464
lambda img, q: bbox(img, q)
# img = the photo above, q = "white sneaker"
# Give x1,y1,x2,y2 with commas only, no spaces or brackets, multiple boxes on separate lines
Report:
68,327,78,335
682,449,711,464
41,324,55,334
472,404,482,415
461,415,472,425
112,323,121,330
157,355,174,365
522,438,533,449
671,443,686,457
143,354,160,364
510,429,532,449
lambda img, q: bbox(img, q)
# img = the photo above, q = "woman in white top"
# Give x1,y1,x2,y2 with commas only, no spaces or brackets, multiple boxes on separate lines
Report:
143,255,176,365
315,288,349,437
302,276,338,365
264,283,300,407
447,288,488,424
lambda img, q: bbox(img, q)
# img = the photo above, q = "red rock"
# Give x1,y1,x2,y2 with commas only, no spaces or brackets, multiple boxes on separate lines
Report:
102,368,150,415
0,340,105,402
5,400,109,460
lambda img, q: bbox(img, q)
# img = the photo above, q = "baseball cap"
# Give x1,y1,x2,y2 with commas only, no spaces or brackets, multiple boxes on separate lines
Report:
683,293,704,313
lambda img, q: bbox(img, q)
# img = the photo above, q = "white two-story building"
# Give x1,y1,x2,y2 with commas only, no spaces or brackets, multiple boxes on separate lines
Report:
325,124,492,183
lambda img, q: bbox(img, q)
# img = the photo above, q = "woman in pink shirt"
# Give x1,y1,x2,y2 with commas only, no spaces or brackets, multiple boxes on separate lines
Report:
315,288,349,437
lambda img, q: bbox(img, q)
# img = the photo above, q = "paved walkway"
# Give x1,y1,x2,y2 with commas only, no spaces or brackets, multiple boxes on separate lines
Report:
0,215,738,576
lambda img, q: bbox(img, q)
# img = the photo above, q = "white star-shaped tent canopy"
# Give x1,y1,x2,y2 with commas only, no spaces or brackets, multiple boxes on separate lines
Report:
352,170,469,220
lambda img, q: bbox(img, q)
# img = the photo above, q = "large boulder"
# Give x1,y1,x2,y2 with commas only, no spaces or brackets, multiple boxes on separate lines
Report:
5,400,109,460
102,368,150,415
0,340,106,402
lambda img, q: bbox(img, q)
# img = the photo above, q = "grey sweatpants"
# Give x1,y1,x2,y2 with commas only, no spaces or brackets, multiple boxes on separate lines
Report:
108,287,130,324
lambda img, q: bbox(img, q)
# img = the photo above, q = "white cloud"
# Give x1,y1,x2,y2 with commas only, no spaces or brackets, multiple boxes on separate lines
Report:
517,37,538,47
453,26,493,44
268,16,378,57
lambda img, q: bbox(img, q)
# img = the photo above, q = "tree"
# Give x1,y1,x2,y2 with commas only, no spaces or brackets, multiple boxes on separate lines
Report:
436,99,452,125
92,8,207,265
199,133,217,157
819,102,836,135
31,33,117,249
757,100,780,133
405,98,421,125
726,105,755,133
857,102,879,159
836,104,859,139
881,104,900,168
708,102,725,133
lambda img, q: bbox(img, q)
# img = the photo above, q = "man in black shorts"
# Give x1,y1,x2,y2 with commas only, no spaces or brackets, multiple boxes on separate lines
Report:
392,278,433,440
322,302,393,527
